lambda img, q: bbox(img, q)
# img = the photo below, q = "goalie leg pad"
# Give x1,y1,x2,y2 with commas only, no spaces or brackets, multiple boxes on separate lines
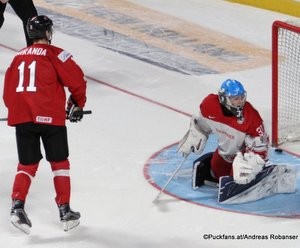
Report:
192,152,217,189
276,165,297,193
218,164,297,204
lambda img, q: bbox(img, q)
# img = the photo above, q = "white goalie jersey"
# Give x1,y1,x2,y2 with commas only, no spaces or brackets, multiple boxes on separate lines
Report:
197,94,269,163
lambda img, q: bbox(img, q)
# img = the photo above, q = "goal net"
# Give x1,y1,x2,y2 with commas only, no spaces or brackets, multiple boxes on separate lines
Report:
272,20,300,150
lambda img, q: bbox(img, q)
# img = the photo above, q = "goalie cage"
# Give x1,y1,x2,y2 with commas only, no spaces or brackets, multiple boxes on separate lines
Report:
272,19,300,155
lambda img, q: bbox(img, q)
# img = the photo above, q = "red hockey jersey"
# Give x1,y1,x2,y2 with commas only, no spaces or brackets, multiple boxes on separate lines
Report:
3,44,86,126
197,94,269,162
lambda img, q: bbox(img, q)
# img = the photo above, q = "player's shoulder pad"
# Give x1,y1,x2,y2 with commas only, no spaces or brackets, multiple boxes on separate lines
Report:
200,94,221,116
243,102,262,120
201,94,219,107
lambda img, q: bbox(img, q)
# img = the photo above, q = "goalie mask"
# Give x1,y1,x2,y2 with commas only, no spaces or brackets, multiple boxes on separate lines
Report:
26,15,53,43
218,79,246,122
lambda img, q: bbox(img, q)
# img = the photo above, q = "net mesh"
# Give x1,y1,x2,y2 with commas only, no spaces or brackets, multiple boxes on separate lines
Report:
277,20,300,144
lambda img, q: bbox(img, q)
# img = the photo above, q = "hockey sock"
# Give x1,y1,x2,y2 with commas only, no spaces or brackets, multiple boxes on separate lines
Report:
50,160,71,205
11,163,39,201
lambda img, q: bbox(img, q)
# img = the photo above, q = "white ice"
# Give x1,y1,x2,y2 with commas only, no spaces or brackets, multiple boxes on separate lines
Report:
0,1,299,248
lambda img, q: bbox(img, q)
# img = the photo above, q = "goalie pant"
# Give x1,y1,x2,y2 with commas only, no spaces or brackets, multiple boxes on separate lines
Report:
218,164,297,204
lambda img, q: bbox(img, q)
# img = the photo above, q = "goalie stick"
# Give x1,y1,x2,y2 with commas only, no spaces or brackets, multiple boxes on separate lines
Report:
152,155,188,204
152,156,219,204
0,110,93,122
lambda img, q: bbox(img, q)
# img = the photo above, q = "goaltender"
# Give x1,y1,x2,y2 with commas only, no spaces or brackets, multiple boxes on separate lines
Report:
177,79,296,203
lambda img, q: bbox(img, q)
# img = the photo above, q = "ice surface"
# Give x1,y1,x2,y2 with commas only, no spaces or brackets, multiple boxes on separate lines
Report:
0,1,299,248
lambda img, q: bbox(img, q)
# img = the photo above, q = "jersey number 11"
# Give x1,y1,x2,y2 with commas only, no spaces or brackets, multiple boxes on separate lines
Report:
16,61,37,92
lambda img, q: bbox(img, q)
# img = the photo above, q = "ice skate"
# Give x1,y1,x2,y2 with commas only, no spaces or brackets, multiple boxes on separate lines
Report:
10,200,32,234
58,204,81,231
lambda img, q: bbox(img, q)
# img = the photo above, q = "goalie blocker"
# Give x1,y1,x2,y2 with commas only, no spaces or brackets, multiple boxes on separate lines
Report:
177,115,208,157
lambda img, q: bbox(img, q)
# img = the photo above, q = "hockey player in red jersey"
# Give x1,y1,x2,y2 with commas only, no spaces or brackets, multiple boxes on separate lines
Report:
178,79,269,188
3,15,87,234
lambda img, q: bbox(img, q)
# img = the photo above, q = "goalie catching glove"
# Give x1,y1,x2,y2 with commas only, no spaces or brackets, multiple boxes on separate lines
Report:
66,95,83,122
233,152,265,184
177,115,208,157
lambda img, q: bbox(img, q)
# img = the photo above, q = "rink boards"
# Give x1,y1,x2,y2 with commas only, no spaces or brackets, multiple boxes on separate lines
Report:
227,0,300,17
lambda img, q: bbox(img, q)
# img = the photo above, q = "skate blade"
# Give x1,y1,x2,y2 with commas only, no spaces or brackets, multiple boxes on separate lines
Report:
62,219,80,231
11,215,31,234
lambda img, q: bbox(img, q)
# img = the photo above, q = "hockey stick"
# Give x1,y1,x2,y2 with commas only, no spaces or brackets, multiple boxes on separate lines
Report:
66,110,92,120
152,155,188,204
82,110,92,115
0,110,93,122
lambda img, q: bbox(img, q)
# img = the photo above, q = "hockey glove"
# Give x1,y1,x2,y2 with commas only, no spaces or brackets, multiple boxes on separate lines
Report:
66,95,83,122
233,152,265,184
243,152,265,174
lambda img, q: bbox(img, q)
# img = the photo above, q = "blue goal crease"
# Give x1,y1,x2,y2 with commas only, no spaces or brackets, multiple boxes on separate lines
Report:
145,135,300,218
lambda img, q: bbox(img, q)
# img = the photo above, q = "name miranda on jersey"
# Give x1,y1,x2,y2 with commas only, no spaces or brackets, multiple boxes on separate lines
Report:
17,47,47,56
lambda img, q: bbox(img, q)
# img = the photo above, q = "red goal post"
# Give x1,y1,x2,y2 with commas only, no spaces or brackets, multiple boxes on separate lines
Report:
272,20,300,151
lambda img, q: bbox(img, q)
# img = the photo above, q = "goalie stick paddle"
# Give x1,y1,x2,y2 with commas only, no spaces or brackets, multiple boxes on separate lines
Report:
0,110,93,122
152,156,219,204
152,155,188,204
